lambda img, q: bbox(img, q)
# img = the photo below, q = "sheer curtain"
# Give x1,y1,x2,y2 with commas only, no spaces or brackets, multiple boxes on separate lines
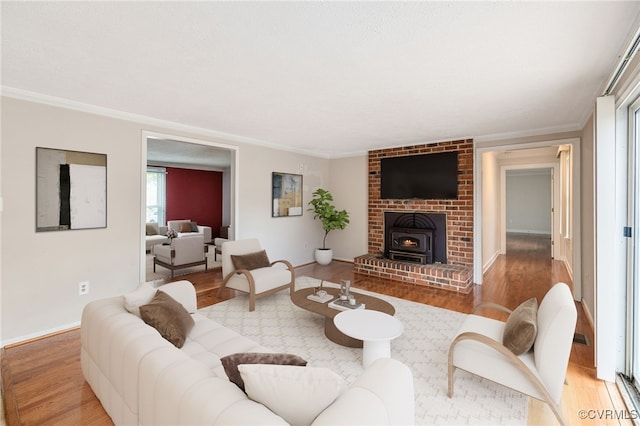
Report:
146,166,166,225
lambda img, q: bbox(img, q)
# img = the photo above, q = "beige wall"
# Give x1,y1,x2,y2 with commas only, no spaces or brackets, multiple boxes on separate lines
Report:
327,155,368,261
2,98,143,342
481,151,501,270
0,96,343,344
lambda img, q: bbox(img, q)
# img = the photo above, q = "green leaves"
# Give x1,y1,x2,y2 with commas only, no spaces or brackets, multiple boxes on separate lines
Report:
307,188,350,249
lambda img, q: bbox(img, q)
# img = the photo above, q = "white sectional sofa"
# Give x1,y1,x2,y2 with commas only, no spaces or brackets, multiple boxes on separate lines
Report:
81,280,415,425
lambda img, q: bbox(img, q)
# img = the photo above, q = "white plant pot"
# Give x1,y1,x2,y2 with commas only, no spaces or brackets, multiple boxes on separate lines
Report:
315,248,333,265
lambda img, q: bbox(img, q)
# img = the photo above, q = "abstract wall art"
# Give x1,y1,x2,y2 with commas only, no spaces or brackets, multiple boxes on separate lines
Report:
36,147,107,232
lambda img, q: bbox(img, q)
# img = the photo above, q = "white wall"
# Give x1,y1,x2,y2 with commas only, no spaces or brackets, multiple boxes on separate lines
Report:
0,96,343,344
595,94,628,381
481,151,501,271
505,171,551,234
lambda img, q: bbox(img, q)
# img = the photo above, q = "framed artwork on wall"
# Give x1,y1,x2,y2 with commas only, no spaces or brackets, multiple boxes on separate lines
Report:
272,172,303,217
36,147,107,232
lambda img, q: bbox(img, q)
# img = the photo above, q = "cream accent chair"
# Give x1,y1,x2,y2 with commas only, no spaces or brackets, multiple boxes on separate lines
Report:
217,239,295,311
448,282,577,426
153,234,208,278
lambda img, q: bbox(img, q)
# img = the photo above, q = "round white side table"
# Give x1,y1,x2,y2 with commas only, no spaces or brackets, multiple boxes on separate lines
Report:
333,309,404,367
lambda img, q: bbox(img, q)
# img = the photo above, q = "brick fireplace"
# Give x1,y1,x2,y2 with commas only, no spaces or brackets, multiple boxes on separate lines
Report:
354,139,475,292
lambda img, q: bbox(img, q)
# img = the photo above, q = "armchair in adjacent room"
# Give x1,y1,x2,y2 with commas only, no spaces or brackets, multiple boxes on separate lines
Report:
447,282,577,426
217,238,295,311
153,234,208,278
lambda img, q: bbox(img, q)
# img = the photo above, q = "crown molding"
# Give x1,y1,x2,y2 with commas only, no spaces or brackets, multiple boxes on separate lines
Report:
1,86,334,159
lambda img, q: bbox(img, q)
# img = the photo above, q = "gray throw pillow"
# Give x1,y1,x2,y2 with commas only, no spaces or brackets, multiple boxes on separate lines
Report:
145,223,158,236
231,250,270,271
221,352,307,391
139,290,195,348
502,297,538,355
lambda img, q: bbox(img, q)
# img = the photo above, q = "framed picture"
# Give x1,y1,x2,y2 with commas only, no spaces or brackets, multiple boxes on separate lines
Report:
272,172,303,217
36,147,107,232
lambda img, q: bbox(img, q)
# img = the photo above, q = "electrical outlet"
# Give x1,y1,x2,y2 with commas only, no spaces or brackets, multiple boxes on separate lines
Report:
79,281,90,295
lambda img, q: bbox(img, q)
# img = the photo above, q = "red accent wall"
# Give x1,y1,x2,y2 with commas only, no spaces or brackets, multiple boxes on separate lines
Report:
166,167,223,237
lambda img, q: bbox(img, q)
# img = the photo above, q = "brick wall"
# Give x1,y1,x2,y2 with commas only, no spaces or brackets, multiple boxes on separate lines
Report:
367,139,474,266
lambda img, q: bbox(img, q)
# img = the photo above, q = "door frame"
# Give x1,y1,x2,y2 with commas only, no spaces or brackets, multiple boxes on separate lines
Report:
139,130,240,282
501,165,557,258
473,137,581,301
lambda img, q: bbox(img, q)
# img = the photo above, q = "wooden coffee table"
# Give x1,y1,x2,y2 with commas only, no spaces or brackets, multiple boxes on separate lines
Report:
291,286,395,348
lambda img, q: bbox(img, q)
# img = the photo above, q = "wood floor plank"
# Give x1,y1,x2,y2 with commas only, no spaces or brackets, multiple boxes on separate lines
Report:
1,234,629,425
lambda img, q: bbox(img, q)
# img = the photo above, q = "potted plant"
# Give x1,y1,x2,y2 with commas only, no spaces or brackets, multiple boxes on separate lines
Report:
307,188,350,265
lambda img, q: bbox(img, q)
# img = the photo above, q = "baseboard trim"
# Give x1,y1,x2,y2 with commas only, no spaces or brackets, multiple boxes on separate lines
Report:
563,257,574,281
483,250,500,273
581,300,595,335
2,322,80,349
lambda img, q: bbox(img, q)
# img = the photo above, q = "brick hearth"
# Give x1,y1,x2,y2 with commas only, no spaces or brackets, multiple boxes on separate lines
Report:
354,254,473,293
354,139,475,292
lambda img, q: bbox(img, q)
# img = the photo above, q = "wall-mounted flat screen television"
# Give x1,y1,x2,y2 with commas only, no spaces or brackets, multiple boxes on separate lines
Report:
380,151,458,199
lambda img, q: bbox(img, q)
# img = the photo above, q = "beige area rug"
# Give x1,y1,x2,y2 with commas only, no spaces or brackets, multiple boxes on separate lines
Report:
199,276,528,425
145,251,221,281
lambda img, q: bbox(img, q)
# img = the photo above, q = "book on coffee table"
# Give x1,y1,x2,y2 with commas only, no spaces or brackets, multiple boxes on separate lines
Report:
328,299,365,311
307,293,334,303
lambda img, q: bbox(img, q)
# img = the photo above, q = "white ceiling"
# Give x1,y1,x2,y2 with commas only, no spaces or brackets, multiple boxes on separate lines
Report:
2,1,639,159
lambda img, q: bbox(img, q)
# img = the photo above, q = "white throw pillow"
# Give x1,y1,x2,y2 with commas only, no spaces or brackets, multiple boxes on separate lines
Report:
238,364,345,426
122,282,156,317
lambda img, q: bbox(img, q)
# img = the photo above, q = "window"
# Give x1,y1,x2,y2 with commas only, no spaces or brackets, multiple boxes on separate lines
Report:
146,167,166,225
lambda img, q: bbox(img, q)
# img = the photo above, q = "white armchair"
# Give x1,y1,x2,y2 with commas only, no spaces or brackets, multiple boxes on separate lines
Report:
217,239,295,311
153,234,208,278
447,282,577,426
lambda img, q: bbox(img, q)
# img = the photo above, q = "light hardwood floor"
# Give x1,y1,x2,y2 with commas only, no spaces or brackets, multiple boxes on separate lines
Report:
1,233,632,425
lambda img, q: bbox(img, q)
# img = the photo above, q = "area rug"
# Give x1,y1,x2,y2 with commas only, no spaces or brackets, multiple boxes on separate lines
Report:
199,276,527,425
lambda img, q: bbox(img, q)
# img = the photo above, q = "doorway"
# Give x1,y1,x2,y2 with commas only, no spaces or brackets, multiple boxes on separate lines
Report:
504,167,554,259
139,131,239,281
474,138,580,301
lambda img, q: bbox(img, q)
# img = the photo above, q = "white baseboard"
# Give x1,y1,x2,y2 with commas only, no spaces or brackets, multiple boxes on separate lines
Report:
581,299,595,334
563,257,574,281
483,250,500,273
1,321,80,348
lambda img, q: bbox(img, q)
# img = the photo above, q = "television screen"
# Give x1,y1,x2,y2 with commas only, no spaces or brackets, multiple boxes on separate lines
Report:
380,151,458,199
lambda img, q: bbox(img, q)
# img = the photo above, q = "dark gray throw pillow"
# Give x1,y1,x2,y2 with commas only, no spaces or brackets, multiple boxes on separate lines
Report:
221,352,308,391
502,297,538,355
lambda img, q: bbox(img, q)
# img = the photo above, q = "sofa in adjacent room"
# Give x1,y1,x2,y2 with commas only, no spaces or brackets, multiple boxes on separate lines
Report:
167,219,212,242
81,280,415,425
145,222,169,252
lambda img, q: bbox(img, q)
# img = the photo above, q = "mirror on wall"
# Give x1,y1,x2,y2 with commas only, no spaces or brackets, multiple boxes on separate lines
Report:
36,147,107,232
